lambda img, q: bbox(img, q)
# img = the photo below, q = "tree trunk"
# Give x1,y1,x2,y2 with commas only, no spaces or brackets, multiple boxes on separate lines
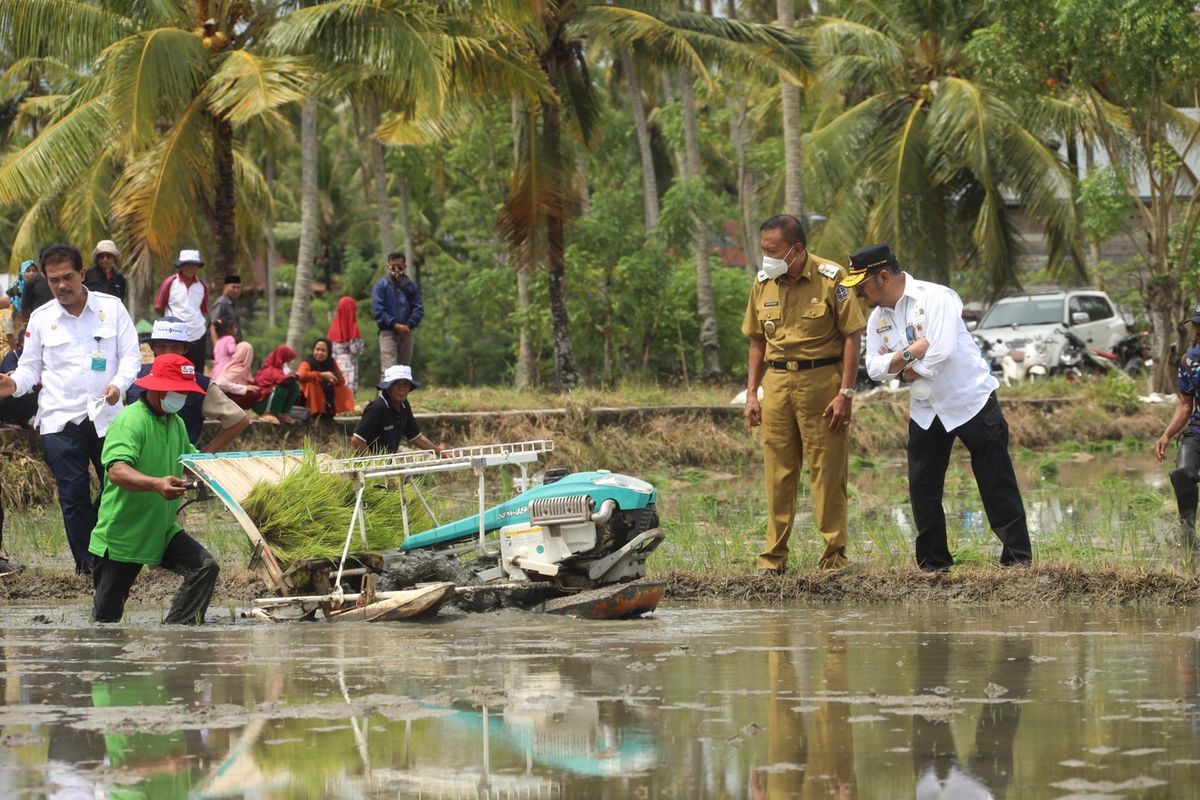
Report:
367,97,396,258
287,97,319,352
622,51,660,230
732,95,757,271
1146,273,1181,394
679,71,722,379
212,116,237,273
543,99,579,391
399,173,416,276
265,151,278,329
512,99,536,389
776,0,804,219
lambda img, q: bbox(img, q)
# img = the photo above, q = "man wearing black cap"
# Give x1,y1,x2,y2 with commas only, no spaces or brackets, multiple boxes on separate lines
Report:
742,214,865,574
842,244,1031,572
1153,303,1200,551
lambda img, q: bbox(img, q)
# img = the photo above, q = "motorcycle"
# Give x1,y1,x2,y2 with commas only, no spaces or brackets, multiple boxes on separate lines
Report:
1111,331,1152,376
1055,328,1120,379
999,334,1052,385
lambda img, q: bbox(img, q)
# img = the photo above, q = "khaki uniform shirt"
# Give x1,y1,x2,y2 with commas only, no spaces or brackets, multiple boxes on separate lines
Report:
741,252,866,360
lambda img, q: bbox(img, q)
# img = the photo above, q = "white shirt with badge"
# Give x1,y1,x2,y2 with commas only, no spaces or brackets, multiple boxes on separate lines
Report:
863,273,997,431
11,290,141,436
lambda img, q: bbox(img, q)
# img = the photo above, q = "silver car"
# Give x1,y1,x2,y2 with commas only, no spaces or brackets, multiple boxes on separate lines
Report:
973,291,1128,371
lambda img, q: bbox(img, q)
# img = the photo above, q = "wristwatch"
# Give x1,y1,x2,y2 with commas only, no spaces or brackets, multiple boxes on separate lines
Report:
901,348,915,363
839,387,855,399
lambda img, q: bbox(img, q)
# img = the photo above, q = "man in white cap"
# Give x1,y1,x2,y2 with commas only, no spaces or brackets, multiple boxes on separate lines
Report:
153,249,209,369
85,240,128,303
127,317,249,453
0,244,140,574
350,365,446,455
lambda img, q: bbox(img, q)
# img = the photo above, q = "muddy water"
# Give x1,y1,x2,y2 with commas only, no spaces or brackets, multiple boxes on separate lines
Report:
1,604,1198,798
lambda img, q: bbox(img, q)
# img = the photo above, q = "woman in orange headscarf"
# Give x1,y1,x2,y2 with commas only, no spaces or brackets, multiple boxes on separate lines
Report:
327,296,364,395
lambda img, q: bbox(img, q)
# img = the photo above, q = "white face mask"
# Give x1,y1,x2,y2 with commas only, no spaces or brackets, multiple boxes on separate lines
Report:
161,392,187,414
760,244,796,280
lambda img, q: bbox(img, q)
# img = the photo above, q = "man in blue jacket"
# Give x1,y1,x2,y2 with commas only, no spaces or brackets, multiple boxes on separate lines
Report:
371,252,423,372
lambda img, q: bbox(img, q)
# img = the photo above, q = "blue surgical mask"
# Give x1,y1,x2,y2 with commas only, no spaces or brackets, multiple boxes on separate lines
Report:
161,392,187,414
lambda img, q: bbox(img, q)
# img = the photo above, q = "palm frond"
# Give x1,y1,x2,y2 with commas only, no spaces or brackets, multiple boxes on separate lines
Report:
111,95,214,278
267,0,448,112
0,94,111,205
499,102,574,271
102,26,211,147
59,142,120,248
0,0,134,69
7,196,61,271
205,51,310,126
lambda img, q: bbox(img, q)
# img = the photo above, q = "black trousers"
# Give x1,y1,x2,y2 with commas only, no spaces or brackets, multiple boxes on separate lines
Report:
40,420,103,574
92,531,219,624
1170,432,1200,548
907,394,1032,570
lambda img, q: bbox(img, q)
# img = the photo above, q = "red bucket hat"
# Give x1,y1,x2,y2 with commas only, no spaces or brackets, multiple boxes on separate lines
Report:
134,353,206,395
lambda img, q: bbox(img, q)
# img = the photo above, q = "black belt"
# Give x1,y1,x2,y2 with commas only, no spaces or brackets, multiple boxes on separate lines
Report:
767,356,841,371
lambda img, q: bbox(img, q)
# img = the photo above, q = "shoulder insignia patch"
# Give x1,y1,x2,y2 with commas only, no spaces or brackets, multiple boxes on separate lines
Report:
836,285,849,303
756,270,770,283
817,263,840,280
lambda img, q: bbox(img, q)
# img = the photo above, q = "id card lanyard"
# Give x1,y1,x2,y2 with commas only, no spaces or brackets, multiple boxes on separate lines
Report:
91,336,106,372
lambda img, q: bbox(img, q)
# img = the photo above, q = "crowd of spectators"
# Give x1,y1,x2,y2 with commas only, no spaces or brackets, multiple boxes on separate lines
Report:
0,241,438,586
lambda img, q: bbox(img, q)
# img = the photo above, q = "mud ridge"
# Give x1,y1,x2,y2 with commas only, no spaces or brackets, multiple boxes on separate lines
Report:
664,563,1200,606
0,568,268,607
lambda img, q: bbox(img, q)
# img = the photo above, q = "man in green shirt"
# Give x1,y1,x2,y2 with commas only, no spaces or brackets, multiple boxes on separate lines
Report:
90,353,218,624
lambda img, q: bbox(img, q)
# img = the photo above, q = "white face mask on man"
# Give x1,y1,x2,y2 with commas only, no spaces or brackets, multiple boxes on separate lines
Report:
161,392,187,414
760,244,797,280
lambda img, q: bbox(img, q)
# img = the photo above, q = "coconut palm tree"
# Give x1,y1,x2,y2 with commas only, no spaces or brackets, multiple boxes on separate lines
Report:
806,0,1074,292
266,0,548,348
499,0,810,389
0,0,304,281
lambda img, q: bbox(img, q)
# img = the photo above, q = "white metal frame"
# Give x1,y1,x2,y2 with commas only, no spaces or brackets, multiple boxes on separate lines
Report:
320,440,554,595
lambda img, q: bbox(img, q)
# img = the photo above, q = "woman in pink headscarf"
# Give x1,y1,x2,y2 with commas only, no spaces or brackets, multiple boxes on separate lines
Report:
212,341,265,410
211,318,238,379
327,296,364,395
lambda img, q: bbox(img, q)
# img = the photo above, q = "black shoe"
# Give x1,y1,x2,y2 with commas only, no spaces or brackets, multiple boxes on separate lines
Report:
919,565,951,574
0,555,26,578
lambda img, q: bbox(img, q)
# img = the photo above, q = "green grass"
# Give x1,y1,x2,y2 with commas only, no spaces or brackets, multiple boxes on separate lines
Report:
356,380,738,413
7,447,1191,579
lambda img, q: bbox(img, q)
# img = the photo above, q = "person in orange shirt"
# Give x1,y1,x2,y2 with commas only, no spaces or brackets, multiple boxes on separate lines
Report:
297,337,354,419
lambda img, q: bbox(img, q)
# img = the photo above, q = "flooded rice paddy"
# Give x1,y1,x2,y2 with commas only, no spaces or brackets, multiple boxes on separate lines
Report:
1,603,1198,798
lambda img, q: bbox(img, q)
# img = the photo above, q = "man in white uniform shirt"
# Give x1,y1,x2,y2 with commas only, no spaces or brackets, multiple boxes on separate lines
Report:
0,245,141,573
840,244,1032,572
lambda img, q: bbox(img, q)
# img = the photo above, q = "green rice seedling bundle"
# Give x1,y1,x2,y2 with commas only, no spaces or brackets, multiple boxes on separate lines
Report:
242,454,432,562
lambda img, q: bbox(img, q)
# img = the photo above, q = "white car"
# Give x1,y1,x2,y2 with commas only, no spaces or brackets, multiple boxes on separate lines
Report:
973,291,1128,371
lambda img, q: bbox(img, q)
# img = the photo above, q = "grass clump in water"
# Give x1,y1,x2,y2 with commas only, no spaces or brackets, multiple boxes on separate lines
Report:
241,453,432,562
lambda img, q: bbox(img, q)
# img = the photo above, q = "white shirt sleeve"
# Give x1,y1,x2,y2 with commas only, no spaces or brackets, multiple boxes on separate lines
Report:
864,310,898,382
910,287,962,380
110,305,141,393
10,322,42,397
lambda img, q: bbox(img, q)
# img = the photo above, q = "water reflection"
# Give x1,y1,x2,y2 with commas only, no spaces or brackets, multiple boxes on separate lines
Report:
0,605,1198,798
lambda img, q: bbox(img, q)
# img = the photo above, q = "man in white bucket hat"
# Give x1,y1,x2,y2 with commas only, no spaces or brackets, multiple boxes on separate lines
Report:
350,364,446,455
153,249,209,370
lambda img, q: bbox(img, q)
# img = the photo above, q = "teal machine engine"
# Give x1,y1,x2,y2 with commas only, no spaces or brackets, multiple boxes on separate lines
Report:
400,470,663,590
